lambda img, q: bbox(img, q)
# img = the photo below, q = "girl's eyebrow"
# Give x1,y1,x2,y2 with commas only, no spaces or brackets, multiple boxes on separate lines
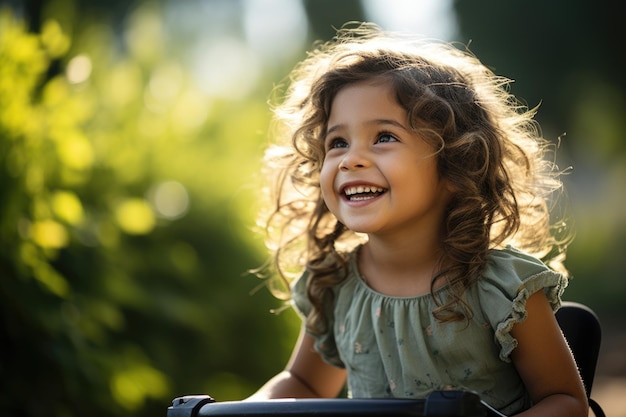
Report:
325,119,409,138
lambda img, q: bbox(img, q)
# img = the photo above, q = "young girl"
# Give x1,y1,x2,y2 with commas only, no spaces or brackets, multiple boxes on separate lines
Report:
249,23,588,417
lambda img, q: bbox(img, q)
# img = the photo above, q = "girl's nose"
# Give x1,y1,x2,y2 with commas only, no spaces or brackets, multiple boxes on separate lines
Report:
339,147,370,171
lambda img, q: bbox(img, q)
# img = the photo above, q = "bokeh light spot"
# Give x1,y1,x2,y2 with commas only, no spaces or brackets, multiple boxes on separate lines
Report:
52,190,84,225
56,132,94,170
66,54,93,84
150,181,189,220
115,198,155,235
110,364,168,410
31,219,69,248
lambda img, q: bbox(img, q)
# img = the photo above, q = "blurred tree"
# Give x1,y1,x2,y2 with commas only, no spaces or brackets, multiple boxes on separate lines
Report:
0,4,301,417
0,0,134,31
303,0,367,41
454,0,624,137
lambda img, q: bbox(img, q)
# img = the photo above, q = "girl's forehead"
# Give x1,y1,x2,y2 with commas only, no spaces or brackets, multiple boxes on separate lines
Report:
329,78,402,112
330,76,395,104
336,76,392,92
327,81,409,131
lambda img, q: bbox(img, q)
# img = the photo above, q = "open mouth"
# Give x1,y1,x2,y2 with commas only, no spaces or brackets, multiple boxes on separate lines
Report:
343,185,387,201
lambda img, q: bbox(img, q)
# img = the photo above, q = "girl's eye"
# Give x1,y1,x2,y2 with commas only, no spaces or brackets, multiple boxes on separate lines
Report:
326,137,348,150
376,133,398,143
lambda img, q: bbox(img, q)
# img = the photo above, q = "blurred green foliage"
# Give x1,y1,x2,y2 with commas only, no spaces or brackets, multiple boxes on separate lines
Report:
0,4,300,417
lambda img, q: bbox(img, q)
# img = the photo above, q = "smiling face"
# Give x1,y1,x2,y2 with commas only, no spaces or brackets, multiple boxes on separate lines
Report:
320,79,452,242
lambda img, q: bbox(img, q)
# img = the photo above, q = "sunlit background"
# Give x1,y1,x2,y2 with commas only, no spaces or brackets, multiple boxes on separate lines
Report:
0,0,624,416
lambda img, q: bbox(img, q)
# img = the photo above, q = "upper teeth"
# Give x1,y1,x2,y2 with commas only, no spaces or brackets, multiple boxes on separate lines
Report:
344,185,385,195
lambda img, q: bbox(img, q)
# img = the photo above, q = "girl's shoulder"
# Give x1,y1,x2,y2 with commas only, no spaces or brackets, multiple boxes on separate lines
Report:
479,246,568,305
475,246,569,361
485,245,558,279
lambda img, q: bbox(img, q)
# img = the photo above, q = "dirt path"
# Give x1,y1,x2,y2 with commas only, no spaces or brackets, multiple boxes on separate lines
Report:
589,319,626,416
590,377,626,417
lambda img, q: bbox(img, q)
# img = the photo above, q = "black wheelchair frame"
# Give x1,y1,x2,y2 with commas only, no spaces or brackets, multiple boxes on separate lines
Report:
168,390,506,417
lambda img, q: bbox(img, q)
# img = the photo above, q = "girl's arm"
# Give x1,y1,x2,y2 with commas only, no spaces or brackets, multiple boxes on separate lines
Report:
510,291,589,417
246,326,347,400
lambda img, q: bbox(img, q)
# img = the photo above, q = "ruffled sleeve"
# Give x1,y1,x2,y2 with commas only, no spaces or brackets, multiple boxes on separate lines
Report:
477,247,568,362
290,271,344,368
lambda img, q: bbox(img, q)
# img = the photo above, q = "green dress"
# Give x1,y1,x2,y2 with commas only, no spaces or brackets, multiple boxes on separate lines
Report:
291,246,568,415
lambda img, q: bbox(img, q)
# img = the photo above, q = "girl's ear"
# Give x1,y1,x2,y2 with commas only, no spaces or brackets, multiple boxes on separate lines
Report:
441,179,459,206
438,171,456,193
445,179,457,194
437,177,457,208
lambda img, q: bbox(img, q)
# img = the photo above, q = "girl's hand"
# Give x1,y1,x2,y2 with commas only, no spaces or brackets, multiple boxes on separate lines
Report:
246,326,347,400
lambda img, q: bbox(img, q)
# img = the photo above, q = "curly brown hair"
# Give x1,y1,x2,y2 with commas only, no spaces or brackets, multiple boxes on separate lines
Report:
257,23,572,336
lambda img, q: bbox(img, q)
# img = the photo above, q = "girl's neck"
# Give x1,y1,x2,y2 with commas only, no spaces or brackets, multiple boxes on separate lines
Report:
358,237,445,297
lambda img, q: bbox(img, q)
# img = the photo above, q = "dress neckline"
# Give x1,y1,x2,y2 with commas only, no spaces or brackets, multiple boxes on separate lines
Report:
348,246,451,301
